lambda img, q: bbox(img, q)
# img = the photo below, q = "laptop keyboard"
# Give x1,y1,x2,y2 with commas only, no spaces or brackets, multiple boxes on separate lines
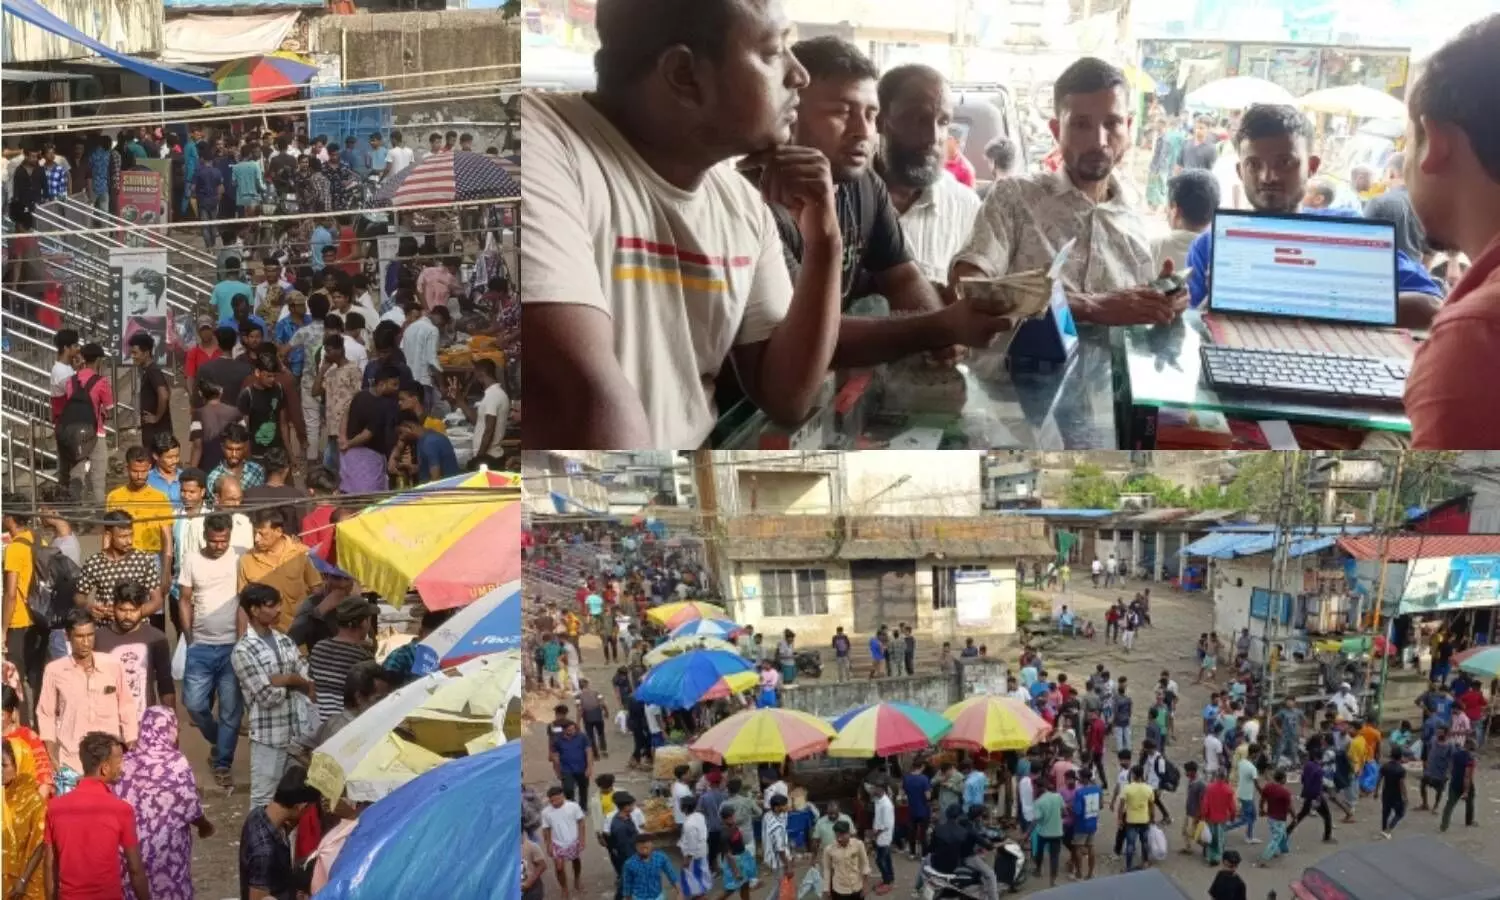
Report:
1200,346,1410,406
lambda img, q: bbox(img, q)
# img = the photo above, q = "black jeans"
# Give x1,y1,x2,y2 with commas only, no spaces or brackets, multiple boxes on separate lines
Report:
1289,795,1332,841
584,716,607,755
1420,774,1446,808
5,624,48,728
561,769,589,809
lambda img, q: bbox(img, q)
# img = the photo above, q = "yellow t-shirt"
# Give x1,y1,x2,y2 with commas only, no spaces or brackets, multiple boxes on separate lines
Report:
1120,782,1154,825
1347,735,1369,771
600,788,617,819
2,530,34,629
105,484,173,553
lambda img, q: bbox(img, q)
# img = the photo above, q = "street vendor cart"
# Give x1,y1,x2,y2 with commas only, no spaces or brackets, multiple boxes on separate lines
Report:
1289,835,1500,900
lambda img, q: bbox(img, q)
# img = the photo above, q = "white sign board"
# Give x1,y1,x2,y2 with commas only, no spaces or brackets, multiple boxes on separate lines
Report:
955,569,994,629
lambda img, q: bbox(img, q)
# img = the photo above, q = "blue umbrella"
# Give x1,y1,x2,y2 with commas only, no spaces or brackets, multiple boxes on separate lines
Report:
413,581,521,676
317,740,520,899
634,650,755,710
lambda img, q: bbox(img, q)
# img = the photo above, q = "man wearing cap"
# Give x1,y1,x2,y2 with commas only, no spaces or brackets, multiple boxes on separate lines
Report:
1331,683,1360,722
305,594,376,723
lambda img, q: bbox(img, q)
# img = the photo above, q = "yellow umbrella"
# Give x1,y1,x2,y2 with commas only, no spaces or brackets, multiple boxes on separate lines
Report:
940,696,1051,752
645,636,739,666
689,708,836,765
647,601,728,628
406,653,523,753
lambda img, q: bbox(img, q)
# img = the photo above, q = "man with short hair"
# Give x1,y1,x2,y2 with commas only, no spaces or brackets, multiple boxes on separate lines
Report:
1152,169,1219,273
178,511,246,788
954,59,1180,329
36,611,137,789
237,507,322,633
78,510,164,622
239,765,322,899
448,358,507,466
1184,104,1443,329
92,582,174,728
542,784,589,900
43,731,152,898
1365,152,1428,262
231,583,314,809
206,422,266,498
128,332,173,451
400,301,447,409
1181,117,1219,171
341,364,402,492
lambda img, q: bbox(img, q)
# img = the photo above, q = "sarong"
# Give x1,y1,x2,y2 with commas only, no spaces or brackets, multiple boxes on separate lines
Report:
339,446,389,494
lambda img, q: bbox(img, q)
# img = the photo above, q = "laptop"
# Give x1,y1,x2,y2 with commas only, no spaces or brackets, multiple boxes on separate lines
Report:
1198,210,1410,406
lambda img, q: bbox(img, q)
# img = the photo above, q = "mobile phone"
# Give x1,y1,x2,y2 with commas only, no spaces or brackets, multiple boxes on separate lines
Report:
1150,267,1193,296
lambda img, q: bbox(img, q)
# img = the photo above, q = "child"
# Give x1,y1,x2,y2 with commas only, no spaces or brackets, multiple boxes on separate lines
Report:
1209,850,1247,900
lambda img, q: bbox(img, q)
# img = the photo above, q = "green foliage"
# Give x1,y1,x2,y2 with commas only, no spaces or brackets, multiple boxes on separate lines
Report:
1016,590,1038,625
1121,473,1189,507
1063,464,1121,509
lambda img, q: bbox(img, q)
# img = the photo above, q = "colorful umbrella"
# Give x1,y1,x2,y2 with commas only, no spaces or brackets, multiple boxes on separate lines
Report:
690,708,836,765
828,702,953,758
336,469,520,610
647,601,729,630
412,581,521,675
371,149,521,206
319,741,520,900
644,636,740,666
213,53,318,106
1455,646,1500,679
633,650,756,710
941,696,1051,752
670,618,745,640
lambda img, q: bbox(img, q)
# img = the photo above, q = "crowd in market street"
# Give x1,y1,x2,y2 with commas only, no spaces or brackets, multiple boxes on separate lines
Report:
523,3,1500,451
521,520,1500,900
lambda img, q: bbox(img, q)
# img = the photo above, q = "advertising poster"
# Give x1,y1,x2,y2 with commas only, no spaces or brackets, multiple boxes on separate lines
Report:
116,169,164,247
110,247,172,366
1400,555,1500,615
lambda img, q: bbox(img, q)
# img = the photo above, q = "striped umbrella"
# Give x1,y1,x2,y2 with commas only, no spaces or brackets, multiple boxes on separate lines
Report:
644,636,740,666
670,618,745,640
690,708,836,765
633,650,757,710
1455,645,1500,679
372,150,520,206
828,702,953,758
940,696,1051,753
647,601,729,630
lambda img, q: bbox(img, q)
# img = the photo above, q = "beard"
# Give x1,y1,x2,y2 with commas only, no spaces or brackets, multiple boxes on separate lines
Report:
882,141,944,188
1066,149,1116,183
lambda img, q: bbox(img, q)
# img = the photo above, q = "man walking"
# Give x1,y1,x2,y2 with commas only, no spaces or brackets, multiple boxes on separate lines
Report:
576,678,610,760
1440,737,1477,831
832,627,851,682
231,584,314,809
551,719,594,809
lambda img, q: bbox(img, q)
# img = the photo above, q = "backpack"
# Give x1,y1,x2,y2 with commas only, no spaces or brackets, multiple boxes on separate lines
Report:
56,373,102,452
1157,755,1181,792
13,534,80,629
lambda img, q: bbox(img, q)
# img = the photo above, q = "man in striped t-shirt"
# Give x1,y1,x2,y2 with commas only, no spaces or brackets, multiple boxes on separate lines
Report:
305,596,376,723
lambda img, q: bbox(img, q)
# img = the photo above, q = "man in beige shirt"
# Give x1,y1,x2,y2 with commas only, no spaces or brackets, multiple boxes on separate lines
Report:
820,820,871,899
237,507,321,633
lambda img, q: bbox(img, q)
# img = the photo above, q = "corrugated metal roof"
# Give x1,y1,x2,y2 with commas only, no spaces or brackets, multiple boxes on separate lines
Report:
1182,509,1242,523
1337,534,1500,561
999,509,1115,518
1205,524,1373,535
1123,508,1193,525
0,68,92,82
1180,531,1339,560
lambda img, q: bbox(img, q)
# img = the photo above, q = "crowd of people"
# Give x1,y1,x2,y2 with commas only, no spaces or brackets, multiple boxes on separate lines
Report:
524,3,1500,450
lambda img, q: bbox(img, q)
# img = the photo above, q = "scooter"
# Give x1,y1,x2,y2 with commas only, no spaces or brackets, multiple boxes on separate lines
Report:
919,835,1028,899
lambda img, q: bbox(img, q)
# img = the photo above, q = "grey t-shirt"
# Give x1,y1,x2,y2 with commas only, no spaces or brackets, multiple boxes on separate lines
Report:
1364,187,1428,263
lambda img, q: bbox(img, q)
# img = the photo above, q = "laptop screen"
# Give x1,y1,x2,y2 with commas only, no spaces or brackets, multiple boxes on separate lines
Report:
1208,211,1398,326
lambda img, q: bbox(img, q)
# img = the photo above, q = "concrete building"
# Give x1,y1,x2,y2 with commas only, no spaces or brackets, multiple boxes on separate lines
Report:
1457,452,1500,534
707,450,985,519
522,450,609,516
1003,507,1242,582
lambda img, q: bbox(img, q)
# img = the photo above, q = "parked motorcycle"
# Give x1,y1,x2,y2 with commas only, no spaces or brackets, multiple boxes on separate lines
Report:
794,649,822,679
919,833,1028,899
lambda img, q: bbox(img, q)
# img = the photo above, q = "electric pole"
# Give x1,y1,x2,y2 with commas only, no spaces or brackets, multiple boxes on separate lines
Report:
1261,450,1302,710
1368,449,1408,724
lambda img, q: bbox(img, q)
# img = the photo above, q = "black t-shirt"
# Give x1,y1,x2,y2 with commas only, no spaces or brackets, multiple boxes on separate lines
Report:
1379,759,1406,802
197,356,253,404
767,168,912,309
238,383,286,451
139,364,173,431
927,820,976,873
1181,139,1218,171
1208,871,1247,900
345,390,396,455
1364,187,1428,262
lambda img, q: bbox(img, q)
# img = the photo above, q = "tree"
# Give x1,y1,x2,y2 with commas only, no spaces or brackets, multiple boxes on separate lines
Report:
1064,463,1120,508
1121,472,1189,507
1220,453,1310,520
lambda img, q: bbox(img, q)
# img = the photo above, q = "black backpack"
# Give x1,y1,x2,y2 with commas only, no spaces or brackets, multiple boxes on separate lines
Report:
12,534,80,629
1157,754,1181,792
56,373,101,452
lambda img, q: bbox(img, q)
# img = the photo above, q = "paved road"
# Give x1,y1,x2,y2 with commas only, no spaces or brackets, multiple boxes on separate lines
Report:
522,578,1500,899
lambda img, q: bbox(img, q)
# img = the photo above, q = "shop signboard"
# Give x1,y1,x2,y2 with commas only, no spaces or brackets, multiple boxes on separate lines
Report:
1397,555,1500,616
116,168,164,247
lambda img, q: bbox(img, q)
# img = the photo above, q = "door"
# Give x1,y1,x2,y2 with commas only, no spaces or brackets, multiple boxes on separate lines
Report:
850,561,918,634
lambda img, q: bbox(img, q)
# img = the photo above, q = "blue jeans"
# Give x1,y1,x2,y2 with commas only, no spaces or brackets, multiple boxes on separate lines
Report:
1229,798,1257,839
874,844,894,885
183,642,243,770
1122,823,1149,871
1115,725,1132,753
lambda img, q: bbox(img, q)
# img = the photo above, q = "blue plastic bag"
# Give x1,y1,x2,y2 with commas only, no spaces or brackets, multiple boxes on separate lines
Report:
1358,760,1379,793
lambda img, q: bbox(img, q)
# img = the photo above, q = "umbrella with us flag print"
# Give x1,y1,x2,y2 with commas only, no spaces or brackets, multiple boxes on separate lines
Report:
371,149,521,207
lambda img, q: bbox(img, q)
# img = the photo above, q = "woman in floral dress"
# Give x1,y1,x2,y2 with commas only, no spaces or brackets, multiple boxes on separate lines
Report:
114,707,216,900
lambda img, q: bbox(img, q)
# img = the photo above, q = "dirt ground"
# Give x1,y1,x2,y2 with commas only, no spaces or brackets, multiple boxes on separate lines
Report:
521,578,1500,900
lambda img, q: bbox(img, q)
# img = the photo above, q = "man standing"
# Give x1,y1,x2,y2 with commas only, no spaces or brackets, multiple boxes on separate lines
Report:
1364,152,1428,262
237,507,322,633
542,786,588,900
178,512,246,790
2,503,50,722
231,584,314,809
1439,737,1477,831
551,720,594,808
576,678,609,760
91,582,174,728
399,302,446,410
831,627,852,682
42,732,152,899
868,781,895,894
77,510,164,622
1112,682,1133,754
1180,117,1218,171
821,820,871,900
36,610,137,790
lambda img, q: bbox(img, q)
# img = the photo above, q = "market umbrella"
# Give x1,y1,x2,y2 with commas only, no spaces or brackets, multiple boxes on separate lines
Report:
371,149,521,207
1454,645,1500,679
412,581,521,675
647,601,729,630
213,53,318,106
319,740,520,900
941,696,1051,752
690,708,836,765
1298,84,1406,120
828,702,953,758
633,650,757,710
644,636,740,666
670,618,746,640
405,652,524,752
336,469,521,611
1185,76,1296,110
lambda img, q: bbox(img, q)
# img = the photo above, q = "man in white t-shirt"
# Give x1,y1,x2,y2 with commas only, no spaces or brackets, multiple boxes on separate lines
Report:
176,511,249,787
539,786,587,895
382,130,415,179
1203,726,1225,778
50,328,80,420
453,359,507,464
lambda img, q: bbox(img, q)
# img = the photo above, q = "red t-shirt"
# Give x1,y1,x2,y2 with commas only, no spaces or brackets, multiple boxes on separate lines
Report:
1087,717,1108,754
44,778,139,900
185,344,221,378
1201,781,1237,824
1260,781,1293,820
1407,233,1500,448
1459,689,1486,721
301,503,337,562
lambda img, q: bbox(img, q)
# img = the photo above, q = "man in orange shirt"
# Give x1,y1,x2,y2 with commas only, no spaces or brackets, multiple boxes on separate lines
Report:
237,507,322,633
1403,14,1500,448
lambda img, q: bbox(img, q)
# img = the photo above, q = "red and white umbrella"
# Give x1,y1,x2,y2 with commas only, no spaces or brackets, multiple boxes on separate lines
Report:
372,150,521,207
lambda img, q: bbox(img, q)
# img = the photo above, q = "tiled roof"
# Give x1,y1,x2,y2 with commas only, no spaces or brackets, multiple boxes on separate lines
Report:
1336,534,1500,561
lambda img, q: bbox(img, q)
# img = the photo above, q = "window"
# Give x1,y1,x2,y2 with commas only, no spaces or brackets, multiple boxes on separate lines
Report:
933,565,989,609
760,568,828,617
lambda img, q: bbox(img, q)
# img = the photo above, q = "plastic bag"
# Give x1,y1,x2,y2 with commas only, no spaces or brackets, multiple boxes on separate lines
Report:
171,637,186,682
778,872,797,900
1194,820,1212,846
1359,760,1379,793
1147,824,1168,861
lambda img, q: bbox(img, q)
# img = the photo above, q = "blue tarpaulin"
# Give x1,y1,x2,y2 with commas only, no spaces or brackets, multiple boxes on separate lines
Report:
1179,531,1339,560
2,0,216,97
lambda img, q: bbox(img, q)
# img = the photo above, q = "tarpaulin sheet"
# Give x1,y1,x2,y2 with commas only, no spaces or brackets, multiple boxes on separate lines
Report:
159,12,300,64
1,0,215,96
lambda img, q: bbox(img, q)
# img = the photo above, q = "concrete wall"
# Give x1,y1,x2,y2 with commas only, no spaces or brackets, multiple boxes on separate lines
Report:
780,671,960,719
1211,556,1319,660
734,470,836,515
843,451,984,517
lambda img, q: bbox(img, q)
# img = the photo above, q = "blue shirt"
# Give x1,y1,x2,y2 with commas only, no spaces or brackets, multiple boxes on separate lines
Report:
212,279,251,320
621,851,679,900
369,146,389,172
230,160,263,205
88,148,111,195
962,770,987,808
1185,227,1443,308
903,772,931,820
147,469,183,508
1071,784,1103,834
415,430,459,480
310,226,334,270
219,313,268,334
869,637,884,661
553,732,590,774
184,139,199,184
191,163,223,205
339,148,359,169
275,314,311,375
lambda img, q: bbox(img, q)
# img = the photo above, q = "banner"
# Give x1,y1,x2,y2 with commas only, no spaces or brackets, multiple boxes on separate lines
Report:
110,248,171,367
955,569,1014,634
1398,555,1500,616
116,168,164,248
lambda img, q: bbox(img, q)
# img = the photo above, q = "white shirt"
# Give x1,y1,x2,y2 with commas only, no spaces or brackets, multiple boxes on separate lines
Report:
1091,560,1102,574
897,171,982,282
474,382,509,457
1009,687,1031,705
540,801,585,847
1242,719,1261,745
871,794,895,847
385,145,414,176
764,780,789,808
1144,751,1162,789
400,316,441,387
50,361,74,399
177,546,247,645
521,92,791,448
1018,776,1035,818
342,334,369,370
644,704,663,734
1332,691,1360,720
1150,228,1202,274
1203,734,1224,772
679,811,709,858
671,781,693,826
352,296,383,332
